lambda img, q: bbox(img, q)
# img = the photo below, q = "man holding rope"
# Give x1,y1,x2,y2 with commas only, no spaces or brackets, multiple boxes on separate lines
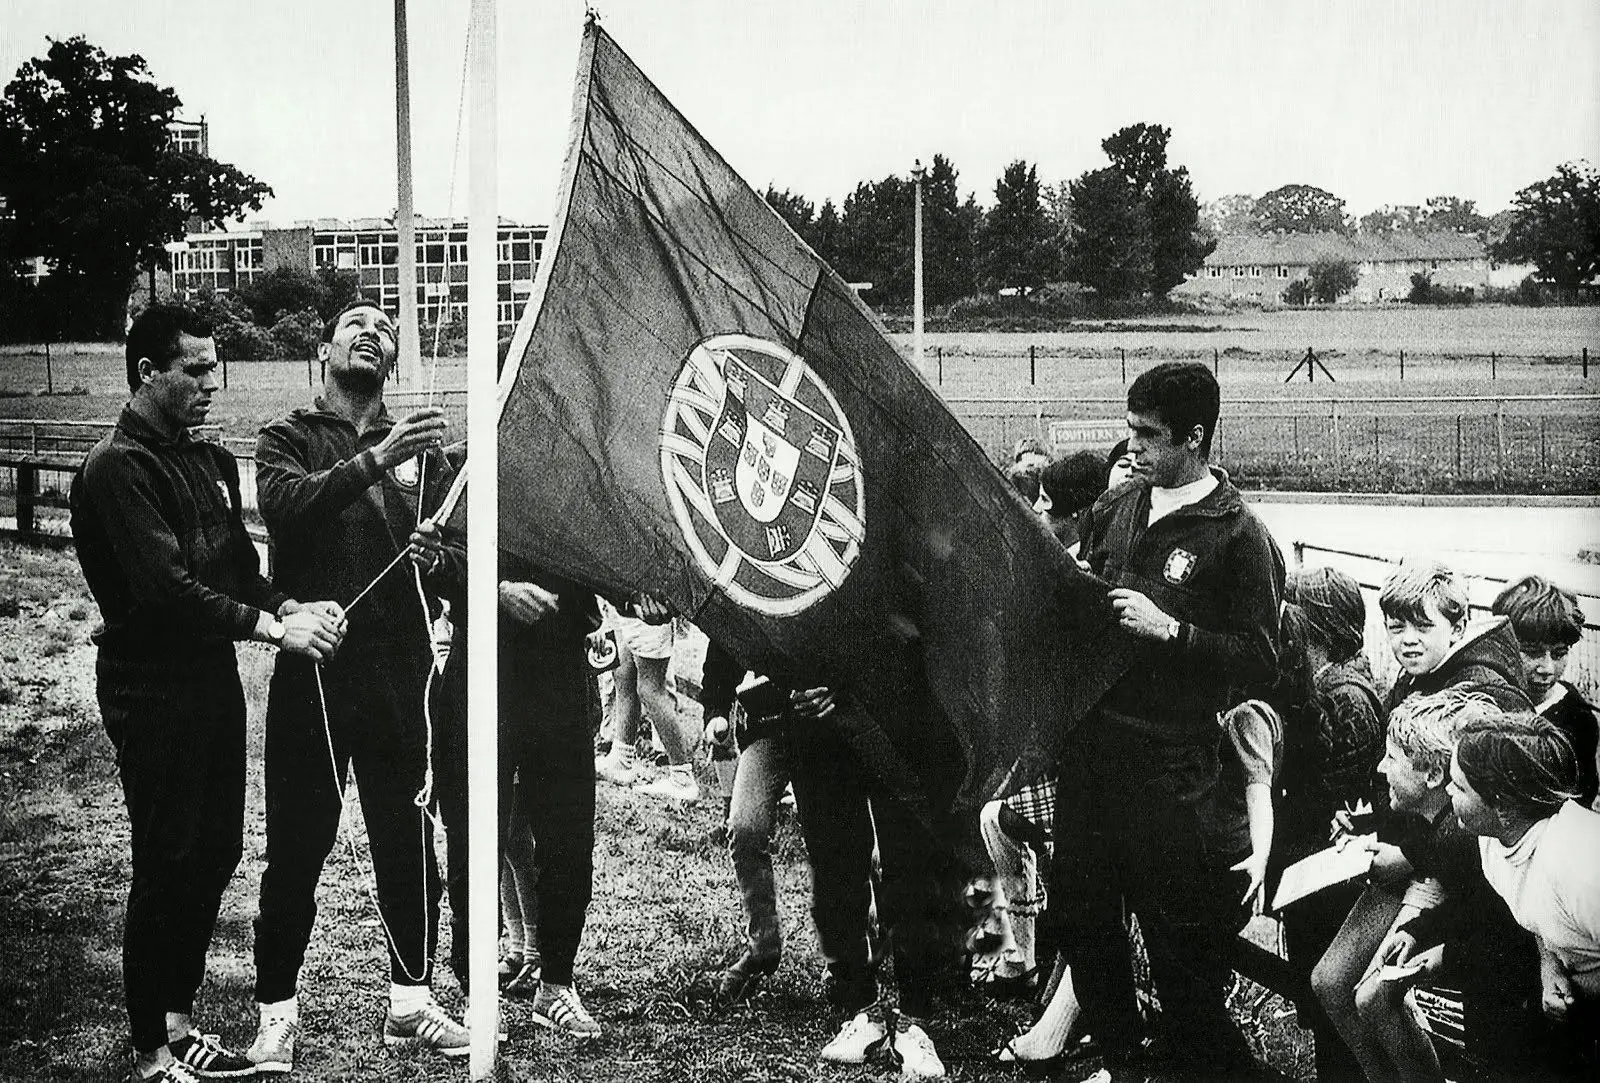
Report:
72,302,346,1083
248,300,466,1072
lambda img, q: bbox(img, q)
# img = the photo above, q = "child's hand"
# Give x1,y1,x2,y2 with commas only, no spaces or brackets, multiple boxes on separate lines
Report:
1543,966,1577,1023
1367,842,1409,885
1379,928,1417,966
1231,850,1268,911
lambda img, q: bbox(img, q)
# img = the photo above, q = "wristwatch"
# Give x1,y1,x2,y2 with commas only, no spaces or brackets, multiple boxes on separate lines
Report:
265,619,286,645
1165,618,1182,644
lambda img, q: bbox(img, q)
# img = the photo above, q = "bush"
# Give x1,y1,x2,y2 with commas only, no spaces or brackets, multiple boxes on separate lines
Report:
1408,272,1475,305
193,290,277,361
1308,259,1359,303
1518,274,1546,307
1408,271,1433,303
269,309,323,361
1281,279,1313,306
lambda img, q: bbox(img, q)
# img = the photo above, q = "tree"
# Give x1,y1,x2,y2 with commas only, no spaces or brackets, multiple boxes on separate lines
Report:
1061,123,1211,299
1420,195,1489,236
1201,194,1260,237
976,160,1054,293
1253,184,1349,234
833,153,976,306
1062,167,1151,300
1307,258,1358,302
1359,205,1425,235
0,37,272,337
1489,160,1600,294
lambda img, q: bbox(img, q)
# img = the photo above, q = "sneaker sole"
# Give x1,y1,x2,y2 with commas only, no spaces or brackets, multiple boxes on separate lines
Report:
383,1034,470,1057
529,1010,601,1038
248,1061,292,1076
819,1034,890,1064
185,1069,259,1080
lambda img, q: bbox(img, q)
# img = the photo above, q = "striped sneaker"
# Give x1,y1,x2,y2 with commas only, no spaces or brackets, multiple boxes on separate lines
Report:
383,998,470,1057
127,1061,201,1083
530,982,602,1038
166,1033,258,1078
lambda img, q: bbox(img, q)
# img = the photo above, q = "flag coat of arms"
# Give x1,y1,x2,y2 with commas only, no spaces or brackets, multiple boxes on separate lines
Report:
495,18,1131,811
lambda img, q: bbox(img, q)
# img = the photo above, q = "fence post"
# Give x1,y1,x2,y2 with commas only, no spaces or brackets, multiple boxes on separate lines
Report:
1455,415,1463,476
1372,414,1379,475
1213,346,1219,375
1540,416,1548,475
44,340,54,396
1029,344,1036,386
1330,400,1342,476
1120,347,1126,385
1399,349,1404,381
16,465,37,537
307,355,313,388
1585,347,1590,379
1494,401,1506,491
937,346,943,386
1491,351,1497,380
1292,415,1300,461
222,352,229,390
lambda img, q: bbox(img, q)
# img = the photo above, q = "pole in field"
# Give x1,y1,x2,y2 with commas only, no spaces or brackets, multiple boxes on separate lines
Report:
911,159,926,379
395,0,421,385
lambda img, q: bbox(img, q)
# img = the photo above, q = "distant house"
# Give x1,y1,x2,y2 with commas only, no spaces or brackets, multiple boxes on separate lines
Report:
1179,231,1534,303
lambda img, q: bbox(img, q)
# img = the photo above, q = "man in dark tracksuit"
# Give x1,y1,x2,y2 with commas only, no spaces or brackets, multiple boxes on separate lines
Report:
426,544,607,1035
1050,361,1285,1077
72,302,343,1083
248,302,464,1070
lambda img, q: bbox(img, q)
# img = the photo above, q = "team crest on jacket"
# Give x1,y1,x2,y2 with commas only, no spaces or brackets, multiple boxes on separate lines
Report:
391,455,421,488
1164,548,1197,584
660,333,865,616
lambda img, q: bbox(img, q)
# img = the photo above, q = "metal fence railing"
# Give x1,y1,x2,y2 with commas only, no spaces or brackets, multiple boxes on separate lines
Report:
946,395,1600,493
1293,540,1599,701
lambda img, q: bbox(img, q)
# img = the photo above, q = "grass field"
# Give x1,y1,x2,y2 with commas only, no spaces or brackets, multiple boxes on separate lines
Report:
0,540,1316,1083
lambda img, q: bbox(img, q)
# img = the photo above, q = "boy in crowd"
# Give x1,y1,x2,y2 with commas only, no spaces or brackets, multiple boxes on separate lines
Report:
1380,560,1531,713
1450,714,1600,1075
1491,575,1598,806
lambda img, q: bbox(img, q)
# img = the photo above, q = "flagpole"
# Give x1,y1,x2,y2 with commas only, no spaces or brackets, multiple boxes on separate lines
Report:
911,159,926,378
394,0,420,379
465,0,499,1077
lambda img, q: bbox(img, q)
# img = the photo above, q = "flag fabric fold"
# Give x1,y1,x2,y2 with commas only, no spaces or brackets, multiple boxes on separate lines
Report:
495,17,1132,812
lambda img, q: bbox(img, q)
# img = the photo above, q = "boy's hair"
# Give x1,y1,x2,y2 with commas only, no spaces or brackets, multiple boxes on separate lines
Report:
1286,565,1367,663
1006,458,1043,503
1387,688,1498,779
1039,451,1105,517
1011,435,1049,463
1491,575,1584,649
1379,559,1468,629
1455,713,1579,822
320,298,389,343
1126,361,1220,458
124,302,215,392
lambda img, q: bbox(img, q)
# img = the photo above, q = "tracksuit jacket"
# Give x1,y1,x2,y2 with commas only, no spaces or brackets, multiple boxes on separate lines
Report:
1078,469,1286,746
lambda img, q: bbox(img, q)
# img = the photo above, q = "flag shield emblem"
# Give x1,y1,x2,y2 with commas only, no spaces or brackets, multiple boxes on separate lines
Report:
661,334,864,616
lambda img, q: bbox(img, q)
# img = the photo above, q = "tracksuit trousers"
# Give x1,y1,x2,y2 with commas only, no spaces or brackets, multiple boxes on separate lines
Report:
253,641,443,1001
97,646,246,1054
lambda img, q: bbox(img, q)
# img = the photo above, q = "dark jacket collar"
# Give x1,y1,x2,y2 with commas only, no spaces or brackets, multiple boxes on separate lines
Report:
118,402,191,447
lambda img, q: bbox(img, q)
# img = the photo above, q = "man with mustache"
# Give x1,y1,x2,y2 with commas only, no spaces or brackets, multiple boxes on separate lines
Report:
248,301,464,1072
72,302,346,1082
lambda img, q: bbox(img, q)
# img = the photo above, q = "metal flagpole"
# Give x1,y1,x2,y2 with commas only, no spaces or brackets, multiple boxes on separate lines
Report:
465,0,500,1075
394,0,420,379
911,159,926,378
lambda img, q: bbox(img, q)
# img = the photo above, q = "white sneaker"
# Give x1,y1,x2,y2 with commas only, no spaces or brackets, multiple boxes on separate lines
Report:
383,997,469,1057
820,1009,889,1064
634,765,700,804
246,1014,297,1075
893,1020,946,1079
530,982,602,1038
595,750,639,787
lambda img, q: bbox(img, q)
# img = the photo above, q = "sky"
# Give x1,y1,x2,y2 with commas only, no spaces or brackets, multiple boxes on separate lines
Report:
4,0,1598,229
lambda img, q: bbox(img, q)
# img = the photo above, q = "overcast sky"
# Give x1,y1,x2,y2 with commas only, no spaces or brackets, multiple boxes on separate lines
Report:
5,0,1598,228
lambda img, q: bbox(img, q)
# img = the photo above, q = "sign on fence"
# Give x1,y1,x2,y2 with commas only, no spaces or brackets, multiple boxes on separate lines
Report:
1048,418,1125,456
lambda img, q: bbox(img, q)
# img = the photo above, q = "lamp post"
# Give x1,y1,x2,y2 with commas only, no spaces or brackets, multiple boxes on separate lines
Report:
911,159,926,377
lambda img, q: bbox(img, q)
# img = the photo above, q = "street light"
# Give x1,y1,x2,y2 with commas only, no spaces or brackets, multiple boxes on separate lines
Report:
911,159,925,376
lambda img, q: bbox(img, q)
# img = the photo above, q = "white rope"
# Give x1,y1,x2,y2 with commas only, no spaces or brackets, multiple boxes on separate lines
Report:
314,664,434,984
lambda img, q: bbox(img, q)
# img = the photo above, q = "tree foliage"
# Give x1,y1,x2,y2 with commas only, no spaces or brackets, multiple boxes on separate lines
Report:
1201,193,1260,237
1253,184,1349,234
1307,258,1358,302
1489,160,1600,292
0,37,272,337
1061,123,1211,299
232,266,359,326
830,154,977,306
976,160,1054,293
1360,196,1489,238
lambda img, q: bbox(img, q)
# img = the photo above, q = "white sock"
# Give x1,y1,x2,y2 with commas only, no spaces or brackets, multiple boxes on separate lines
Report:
1014,964,1080,1058
614,742,636,766
164,1012,193,1044
390,984,431,1016
522,926,539,960
259,996,298,1025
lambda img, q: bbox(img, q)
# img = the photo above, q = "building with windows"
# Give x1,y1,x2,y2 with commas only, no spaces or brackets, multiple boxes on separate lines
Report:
167,216,545,333
1179,231,1532,303
168,116,209,157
